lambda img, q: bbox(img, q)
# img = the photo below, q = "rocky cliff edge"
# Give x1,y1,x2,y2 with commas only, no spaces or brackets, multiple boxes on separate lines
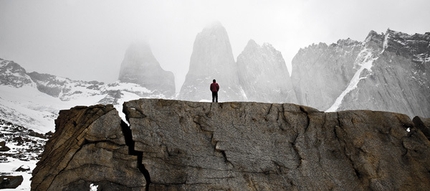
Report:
32,99,430,190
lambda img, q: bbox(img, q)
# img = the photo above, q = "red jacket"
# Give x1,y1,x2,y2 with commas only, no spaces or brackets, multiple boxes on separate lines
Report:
210,82,219,92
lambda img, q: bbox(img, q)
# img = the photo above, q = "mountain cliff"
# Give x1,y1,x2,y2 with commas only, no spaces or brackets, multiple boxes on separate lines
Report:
31,99,430,190
237,40,297,103
334,29,430,117
178,22,244,101
292,29,430,118
118,42,175,97
291,39,362,110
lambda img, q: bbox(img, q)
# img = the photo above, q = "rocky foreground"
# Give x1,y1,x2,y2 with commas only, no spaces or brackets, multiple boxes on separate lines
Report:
0,119,50,189
32,99,430,190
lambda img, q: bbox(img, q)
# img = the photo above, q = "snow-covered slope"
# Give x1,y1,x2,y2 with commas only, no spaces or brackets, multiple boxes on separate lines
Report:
0,58,174,133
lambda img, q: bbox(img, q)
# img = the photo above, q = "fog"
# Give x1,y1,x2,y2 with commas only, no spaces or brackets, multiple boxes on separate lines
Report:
1,0,429,92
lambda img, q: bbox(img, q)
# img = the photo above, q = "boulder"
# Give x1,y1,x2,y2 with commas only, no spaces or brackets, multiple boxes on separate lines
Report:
0,175,23,189
0,141,10,151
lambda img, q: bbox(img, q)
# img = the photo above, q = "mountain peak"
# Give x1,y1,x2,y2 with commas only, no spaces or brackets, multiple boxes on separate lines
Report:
0,59,34,88
178,22,242,101
204,21,223,29
118,43,175,97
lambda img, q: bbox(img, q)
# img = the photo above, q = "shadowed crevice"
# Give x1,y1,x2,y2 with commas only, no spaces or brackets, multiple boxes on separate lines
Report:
120,120,151,191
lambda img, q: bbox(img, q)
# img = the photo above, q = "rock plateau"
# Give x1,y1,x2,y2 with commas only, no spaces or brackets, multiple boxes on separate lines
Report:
32,99,430,190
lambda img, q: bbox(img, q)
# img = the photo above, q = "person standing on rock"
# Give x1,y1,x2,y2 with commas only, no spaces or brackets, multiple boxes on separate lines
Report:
210,79,220,102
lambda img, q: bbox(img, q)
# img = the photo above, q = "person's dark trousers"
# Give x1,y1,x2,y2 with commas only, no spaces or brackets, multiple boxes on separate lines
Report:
212,92,218,102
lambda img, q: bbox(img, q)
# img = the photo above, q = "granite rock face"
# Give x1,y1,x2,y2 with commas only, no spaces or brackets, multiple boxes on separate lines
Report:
336,30,430,118
292,29,430,118
178,22,244,102
291,39,362,110
33,99,430,190
237,40,297,103
118,42,175,97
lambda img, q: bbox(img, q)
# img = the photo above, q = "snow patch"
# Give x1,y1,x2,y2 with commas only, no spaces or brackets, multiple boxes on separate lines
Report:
382,32,389,53
90,183,99,191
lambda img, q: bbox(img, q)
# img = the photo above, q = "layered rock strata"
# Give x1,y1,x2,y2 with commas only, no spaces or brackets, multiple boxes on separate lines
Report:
32,99,430,190
31,105,147,191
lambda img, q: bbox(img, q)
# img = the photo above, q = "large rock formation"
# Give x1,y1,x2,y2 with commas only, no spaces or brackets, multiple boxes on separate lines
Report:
336,29,430,117
118,42,175,97
33,99,430,190
178,22,244,102
291,39,362,110
292,29,430,118
237,40,297,103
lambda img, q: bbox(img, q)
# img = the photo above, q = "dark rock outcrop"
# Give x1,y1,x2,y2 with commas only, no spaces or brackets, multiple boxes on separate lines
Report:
32,99,430,190
0,141,10,151
0,175,23,189
118,42,175,97
237,40,297,103
413,116,430,140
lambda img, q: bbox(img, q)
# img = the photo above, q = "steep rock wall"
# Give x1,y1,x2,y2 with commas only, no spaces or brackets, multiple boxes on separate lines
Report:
178,22,244,102
32,99,430,190
237,40,297,103
118,42,175,97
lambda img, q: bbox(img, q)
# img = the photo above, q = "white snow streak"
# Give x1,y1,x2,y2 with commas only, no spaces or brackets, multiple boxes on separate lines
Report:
382,32,389,53
326,49,377,112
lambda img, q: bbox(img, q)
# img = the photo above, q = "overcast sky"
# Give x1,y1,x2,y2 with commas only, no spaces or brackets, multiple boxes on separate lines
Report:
1,0,429,91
